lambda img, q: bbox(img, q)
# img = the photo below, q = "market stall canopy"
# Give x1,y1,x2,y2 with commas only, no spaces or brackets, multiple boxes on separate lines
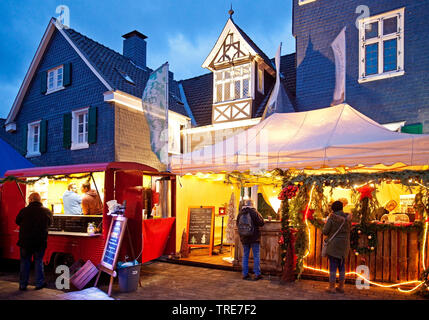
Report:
171,104,429,174
0,138,34,178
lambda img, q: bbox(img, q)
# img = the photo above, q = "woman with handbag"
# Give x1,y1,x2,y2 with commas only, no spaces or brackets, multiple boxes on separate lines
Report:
322,201,352,294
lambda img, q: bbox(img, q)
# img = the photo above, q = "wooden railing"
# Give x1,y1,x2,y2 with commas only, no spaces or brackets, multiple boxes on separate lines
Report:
304,224,427,282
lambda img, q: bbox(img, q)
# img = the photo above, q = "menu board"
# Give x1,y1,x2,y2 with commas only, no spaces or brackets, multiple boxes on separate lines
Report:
187,207,215,253
100,216,127,270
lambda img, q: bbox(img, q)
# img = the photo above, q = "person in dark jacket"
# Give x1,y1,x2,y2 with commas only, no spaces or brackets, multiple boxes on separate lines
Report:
236,199,265,281
322,200,352,294
16,192,53,291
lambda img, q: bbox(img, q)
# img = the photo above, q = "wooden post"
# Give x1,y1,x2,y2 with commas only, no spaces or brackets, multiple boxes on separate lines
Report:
390,230,398,283
408,231,419,281
399,231,408,281
382,230,390,282
375,230,383,281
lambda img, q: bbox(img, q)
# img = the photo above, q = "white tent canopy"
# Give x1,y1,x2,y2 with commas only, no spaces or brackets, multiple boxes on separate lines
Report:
171,104,429,174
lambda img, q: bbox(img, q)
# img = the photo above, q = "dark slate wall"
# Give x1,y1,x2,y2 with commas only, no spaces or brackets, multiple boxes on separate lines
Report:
293,0,429,129
2,28,115,166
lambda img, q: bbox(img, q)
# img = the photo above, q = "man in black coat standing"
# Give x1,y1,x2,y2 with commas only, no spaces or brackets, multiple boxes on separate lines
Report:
16,192,53,290
236,199,265,281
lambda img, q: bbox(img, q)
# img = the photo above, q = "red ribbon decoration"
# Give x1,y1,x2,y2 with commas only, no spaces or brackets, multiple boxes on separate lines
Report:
356,185,375,201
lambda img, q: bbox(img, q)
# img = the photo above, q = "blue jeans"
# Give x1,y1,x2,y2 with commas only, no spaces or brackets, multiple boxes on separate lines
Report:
19,247,46,288
328,255,345,283
242,243,261,276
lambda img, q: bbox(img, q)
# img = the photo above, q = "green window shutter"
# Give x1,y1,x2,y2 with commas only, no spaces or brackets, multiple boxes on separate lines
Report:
40,120,47,153
88,106,97,144
401,123,423,134
63,63,72,86
22,125,28,156
63,113,72,149
41,71,47,94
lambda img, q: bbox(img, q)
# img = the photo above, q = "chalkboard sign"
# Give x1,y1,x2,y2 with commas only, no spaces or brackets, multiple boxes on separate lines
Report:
100,216,128,271
187,207,215,255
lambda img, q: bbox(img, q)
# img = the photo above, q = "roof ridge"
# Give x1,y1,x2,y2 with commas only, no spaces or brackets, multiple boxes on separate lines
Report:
179,72,212,83
65,27,132,64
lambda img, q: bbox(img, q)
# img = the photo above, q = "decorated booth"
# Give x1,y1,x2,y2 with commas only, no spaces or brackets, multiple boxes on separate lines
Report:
171,104,429,296
0,162,176,268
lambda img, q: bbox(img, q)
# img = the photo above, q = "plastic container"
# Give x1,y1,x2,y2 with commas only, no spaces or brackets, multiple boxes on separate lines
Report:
117,263,141,292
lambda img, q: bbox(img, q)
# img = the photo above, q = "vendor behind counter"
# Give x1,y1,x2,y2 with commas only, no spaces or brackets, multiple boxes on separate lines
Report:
62,183,102,215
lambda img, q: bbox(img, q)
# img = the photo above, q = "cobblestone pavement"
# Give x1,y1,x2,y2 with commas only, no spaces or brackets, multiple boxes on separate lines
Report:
0,260,425,300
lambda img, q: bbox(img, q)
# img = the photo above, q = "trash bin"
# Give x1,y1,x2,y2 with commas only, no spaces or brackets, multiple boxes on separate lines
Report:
117,263,141,293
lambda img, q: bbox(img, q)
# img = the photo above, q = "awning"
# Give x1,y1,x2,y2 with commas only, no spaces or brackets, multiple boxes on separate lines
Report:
171,104,429,174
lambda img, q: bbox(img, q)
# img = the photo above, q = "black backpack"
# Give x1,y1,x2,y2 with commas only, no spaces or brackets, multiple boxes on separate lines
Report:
237,208,254,237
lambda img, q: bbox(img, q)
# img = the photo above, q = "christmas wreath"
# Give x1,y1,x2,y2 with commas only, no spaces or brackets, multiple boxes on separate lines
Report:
350,225,377,255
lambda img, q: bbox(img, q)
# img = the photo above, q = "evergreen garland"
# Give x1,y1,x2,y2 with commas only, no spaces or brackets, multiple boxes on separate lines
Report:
0,173,93,185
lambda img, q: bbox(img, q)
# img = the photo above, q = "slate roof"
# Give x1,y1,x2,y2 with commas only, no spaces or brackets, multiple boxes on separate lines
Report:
63,27,188,117
179,73,213,127
181,53,297,127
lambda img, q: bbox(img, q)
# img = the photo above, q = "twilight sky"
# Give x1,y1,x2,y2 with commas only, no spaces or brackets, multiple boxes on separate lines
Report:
0,0,294,118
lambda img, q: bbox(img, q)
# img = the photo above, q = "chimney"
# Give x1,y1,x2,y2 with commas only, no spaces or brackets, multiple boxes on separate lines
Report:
122,30,148,69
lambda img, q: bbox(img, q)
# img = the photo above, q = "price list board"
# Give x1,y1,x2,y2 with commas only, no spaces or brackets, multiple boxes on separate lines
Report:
186,207,215,255
100,216,127,271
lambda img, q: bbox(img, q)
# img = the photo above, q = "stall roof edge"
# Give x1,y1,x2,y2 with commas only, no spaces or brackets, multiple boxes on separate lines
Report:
4,161,159,177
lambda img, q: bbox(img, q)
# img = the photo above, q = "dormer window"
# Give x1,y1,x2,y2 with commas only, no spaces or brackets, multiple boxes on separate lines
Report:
47,65,64,93
214,64,251,103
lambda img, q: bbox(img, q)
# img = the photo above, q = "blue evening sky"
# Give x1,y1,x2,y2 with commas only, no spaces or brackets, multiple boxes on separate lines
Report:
0,0,294,118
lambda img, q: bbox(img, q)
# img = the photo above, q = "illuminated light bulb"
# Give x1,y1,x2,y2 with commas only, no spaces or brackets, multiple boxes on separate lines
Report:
368,235,372,239
355,251,359,256
371,247,375,251
358,230,362,234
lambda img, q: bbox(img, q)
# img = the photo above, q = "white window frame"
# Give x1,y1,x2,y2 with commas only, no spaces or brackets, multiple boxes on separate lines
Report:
257,65,264,94
26,120,41,157
46,65,64,94
298,0,317,5
358,8,405,83
71,107,89,150
213,63,252,104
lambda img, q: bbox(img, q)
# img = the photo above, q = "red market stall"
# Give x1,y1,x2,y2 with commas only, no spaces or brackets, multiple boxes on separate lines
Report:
0,162,176,267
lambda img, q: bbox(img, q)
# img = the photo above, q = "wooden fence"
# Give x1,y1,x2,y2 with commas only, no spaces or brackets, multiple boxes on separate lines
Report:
304,224,428,282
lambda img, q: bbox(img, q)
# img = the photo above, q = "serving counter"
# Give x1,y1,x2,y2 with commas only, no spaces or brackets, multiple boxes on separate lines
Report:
233,220,282,274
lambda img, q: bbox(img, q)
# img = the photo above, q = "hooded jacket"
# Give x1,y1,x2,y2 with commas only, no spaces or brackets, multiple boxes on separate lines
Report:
82,190,103,215
236,206,265,244
322,210,352,259
16,201,53,250
62,190,82,215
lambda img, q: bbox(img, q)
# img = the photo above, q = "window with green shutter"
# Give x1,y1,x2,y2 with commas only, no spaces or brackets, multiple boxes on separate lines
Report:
40,120,47,153
401,123,423,134
22,125,28,156
63,113,72,149
63,63,72,86
40,71,47,94
88,106,97,144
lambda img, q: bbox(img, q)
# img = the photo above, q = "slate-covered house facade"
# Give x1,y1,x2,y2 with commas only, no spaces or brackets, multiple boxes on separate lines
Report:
293,0,429,133
0,18,191,171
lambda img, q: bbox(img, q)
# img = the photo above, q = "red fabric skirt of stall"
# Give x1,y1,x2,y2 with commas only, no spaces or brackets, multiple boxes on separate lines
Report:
141,217,175,263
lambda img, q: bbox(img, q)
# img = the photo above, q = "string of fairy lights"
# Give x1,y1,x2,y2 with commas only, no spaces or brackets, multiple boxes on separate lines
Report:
299,182,429,294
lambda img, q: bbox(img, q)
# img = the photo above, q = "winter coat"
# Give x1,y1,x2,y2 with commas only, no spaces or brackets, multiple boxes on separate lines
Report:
62,190,82,215
236,207,265,244
82,190,103,215
322,210,352,260
16,201,53,250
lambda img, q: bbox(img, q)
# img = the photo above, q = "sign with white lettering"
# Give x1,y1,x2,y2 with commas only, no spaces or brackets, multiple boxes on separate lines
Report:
186,207,215,255
100,216,127,271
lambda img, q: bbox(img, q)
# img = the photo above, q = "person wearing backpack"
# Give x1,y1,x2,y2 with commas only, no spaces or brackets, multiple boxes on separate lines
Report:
322,200,352,294
236,199,265,281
